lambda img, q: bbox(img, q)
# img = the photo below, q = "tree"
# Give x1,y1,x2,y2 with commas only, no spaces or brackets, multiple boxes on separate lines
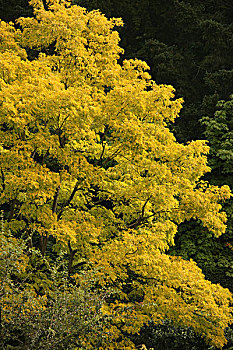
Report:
168,96,233,348
0,226,114,349
170,96,233,293
0,1,232,348
72,0,233,142
201,97,233,183
70,0,233,307
0,221,47,349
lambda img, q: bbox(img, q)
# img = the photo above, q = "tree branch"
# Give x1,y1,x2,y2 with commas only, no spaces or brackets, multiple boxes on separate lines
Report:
102,147,122,167
141,196,151,217
52,185,60,214
59,115,69,130
127,196,152,229
40,233,48,256
97,140,106,165
9,199,16,221
0,168,5,191
57,182,79,220
125,248,138,256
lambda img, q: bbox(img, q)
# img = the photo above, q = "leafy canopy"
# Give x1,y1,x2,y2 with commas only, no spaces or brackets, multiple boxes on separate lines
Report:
0,0,232,348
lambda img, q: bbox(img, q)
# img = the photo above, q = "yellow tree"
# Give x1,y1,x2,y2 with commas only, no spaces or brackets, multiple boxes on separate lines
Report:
0,0,232,348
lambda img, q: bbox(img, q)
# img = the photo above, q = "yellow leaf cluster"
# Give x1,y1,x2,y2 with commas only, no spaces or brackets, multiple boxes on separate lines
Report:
0,1,232,348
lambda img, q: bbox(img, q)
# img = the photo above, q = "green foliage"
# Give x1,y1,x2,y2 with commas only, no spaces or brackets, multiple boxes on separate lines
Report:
169,96,233,348
169,221,233,290
132,320,219,350
0,226,116,349
202,97,233,181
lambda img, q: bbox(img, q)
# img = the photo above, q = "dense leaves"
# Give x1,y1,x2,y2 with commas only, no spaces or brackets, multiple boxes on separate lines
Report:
0,227,116,349
72,0,233,142
0,1,233,349
170,97,233,295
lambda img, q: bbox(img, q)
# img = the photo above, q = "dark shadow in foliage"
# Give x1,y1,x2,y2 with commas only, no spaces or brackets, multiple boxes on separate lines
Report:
131,320,233,350
0,0,33,22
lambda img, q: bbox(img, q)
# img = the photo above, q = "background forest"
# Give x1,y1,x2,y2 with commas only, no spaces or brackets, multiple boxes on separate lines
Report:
1,0,233,349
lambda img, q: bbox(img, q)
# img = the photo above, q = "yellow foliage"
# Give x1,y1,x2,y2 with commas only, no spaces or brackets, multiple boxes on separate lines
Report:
0,0,232,348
